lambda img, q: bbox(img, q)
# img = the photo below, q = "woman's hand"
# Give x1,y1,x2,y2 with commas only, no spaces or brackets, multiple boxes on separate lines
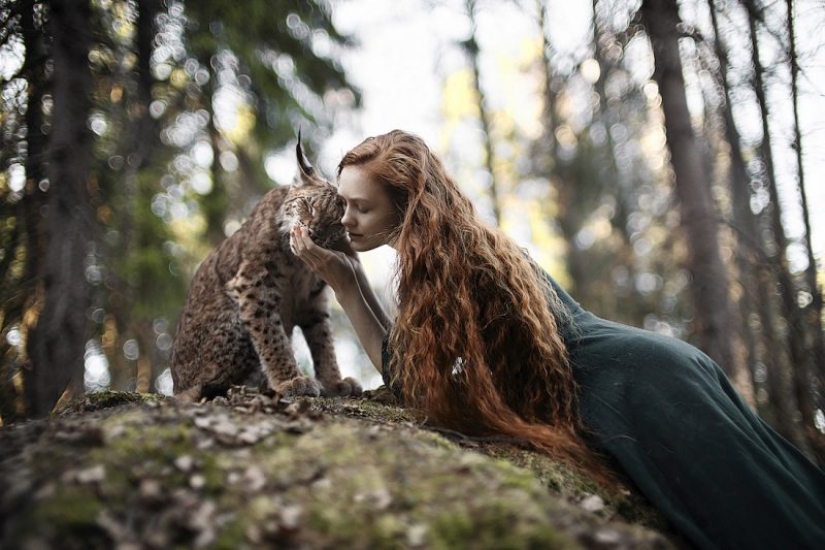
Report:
290,226,359,293
291,225,390,371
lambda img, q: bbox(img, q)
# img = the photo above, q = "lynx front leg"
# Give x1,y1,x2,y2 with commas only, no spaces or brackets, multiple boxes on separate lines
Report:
300,298,362,397
226,264,321,398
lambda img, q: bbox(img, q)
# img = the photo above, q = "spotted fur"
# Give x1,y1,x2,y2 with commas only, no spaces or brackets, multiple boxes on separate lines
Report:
170,141,361,402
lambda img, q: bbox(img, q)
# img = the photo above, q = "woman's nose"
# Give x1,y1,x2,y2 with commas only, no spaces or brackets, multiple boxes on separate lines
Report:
341,207,354,228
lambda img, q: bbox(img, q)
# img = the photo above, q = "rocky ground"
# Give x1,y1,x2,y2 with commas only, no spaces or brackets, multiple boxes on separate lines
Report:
0,387,684,549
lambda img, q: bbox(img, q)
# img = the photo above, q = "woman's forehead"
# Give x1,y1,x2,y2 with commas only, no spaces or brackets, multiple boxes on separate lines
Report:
338,166,383,200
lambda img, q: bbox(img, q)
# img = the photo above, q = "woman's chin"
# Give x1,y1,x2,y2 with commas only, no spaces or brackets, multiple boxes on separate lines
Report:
349,237,379,253
350,241,371,252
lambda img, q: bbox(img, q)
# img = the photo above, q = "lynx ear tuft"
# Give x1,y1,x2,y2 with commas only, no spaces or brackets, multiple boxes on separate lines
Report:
296,129,315,181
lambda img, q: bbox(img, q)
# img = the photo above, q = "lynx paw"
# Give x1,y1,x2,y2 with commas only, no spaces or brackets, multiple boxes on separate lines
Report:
275,376,321,398
322,377,363,397
174,385,204,404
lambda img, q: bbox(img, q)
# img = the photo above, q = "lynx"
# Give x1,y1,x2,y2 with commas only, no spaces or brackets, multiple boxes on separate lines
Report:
170,140,361,402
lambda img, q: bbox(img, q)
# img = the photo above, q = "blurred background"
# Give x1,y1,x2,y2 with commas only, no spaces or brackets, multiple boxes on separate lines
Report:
1,0,823,463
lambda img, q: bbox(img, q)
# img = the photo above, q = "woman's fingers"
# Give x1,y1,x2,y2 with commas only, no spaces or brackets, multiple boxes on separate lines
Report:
291,226,343,279
291,228,358,293
291,226,314,252
292,226,322,261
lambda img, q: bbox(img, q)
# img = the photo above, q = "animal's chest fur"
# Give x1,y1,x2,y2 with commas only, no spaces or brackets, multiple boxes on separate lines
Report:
274,261,325,334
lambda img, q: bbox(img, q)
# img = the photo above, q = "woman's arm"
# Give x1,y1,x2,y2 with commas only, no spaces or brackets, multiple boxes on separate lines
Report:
351,260,392,331
334,270,387,371
291,226,388,371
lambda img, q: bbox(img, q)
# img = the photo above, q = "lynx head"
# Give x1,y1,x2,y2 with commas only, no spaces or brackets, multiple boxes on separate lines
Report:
284,139,346,252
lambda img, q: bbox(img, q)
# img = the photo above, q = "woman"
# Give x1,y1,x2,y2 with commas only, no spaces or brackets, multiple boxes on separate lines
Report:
291,130,825,549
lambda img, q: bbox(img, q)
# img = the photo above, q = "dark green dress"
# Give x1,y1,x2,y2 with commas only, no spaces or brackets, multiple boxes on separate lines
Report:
382,270,825,549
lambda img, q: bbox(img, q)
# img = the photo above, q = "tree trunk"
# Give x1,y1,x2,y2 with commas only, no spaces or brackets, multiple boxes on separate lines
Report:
0,0,49,423
463,0,501,226
707,0,802,446
534,0,587,296
744,0,824,462
591,0,632,248
107,0,164,392
639,0,753,404
20,0,49,299
786,0,825,416
25,0,95,417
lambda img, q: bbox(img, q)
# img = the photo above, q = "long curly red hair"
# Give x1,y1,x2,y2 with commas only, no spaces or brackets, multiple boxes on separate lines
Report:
339,130,616,488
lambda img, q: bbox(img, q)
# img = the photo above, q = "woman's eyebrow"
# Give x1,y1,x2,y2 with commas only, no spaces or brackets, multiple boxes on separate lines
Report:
338,193,371,205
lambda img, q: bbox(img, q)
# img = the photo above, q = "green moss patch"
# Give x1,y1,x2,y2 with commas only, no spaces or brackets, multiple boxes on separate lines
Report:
1,391,674,549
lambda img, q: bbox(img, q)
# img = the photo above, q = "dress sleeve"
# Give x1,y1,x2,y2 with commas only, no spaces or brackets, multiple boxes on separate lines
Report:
381,332,403,400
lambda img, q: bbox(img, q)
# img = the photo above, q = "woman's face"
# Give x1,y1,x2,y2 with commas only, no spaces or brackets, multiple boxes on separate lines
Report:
338,165,400,252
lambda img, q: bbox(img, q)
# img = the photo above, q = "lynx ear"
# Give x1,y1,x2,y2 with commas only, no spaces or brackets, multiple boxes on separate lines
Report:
296,129,315,182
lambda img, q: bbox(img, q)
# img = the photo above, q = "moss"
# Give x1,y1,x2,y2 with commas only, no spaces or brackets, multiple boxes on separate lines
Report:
429,510,475,547
212,521,248,550
311,395,419,425
238,420,582,548
94,414,190,471
32,484,101,525
57,390,169,415
2,392,673,549
9,483,109,549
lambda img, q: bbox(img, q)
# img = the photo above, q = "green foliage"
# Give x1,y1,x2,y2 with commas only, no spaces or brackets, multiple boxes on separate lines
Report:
183,0,359,147
117,172,187,321
0,0,360,410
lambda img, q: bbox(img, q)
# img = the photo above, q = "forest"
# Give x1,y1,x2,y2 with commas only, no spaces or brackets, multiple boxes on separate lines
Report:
1,0,823,471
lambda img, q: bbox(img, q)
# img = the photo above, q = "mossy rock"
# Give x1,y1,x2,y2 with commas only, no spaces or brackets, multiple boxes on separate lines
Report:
0,390,676,549
56,389,170,414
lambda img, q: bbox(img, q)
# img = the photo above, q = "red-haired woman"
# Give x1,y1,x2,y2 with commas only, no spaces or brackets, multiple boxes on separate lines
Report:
291,130,825,549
